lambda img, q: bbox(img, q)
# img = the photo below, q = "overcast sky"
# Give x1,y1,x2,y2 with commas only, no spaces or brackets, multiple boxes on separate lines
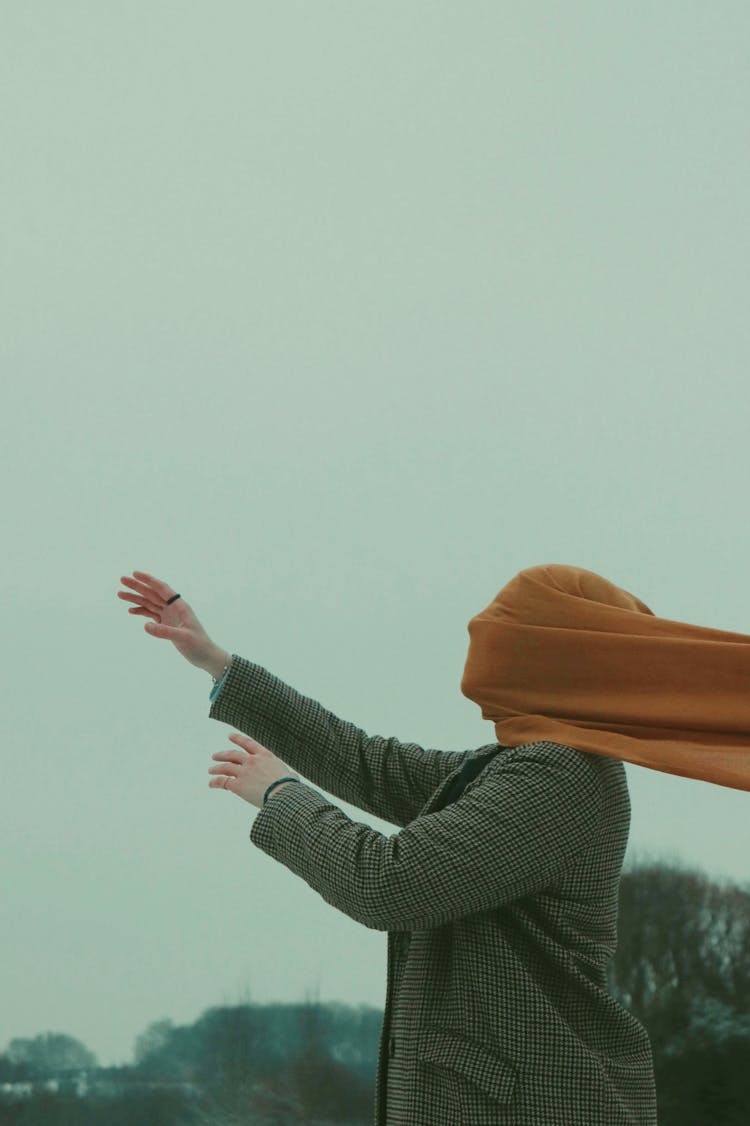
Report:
2,1,749,1069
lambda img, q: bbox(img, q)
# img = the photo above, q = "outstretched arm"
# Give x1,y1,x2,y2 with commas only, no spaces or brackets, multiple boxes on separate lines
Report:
247,741,605,930
208,654,491,826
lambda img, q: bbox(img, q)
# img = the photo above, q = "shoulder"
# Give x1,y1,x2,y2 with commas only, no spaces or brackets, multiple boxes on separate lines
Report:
489,739,612,796
495,739,596,765
503,741,632,812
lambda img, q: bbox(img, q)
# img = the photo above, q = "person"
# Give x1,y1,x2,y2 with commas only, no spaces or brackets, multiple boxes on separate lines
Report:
118,568,657,1125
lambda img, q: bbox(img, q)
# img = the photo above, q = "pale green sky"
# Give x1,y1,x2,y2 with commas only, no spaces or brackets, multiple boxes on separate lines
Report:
2,1,749,1069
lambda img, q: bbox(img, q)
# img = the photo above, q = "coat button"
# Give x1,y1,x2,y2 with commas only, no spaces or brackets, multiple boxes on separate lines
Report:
388,1035,396,1058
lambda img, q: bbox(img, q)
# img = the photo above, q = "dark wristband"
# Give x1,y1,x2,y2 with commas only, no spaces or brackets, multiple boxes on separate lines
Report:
263,777,302,805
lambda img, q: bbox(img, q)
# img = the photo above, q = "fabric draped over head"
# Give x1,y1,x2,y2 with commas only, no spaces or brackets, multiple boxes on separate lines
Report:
460,563,750,793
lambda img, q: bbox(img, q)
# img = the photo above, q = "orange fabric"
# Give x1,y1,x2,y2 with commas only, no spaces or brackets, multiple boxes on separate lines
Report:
460,563,750,793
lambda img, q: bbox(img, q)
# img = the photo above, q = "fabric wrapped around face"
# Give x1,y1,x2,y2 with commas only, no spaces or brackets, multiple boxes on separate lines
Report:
460,563,750,793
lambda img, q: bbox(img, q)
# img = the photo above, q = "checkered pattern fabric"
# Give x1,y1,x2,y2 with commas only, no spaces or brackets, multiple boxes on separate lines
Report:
208,655,657,1125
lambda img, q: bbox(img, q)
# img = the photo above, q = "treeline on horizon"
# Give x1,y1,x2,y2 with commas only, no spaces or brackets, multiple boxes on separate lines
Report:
2,857,750,1125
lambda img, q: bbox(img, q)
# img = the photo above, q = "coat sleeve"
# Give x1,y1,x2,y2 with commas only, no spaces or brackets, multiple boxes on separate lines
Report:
209,654,496,827
248,742,606,930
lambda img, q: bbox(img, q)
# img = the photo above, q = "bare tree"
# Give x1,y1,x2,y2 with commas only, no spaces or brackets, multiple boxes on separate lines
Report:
610,855,750,1054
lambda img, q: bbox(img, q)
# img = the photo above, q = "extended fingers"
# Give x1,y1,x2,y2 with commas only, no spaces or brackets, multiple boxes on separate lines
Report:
212,750,244,763
118,577,164,614
129,571,178,603
229,733,258,750
208,774,235,788
118,589,161,614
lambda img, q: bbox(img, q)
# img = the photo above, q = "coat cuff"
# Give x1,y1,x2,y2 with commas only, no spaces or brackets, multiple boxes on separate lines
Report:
250,780,331,856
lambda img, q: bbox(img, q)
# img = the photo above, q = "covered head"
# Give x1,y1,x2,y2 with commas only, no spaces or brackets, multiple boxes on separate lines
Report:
460,564,750,792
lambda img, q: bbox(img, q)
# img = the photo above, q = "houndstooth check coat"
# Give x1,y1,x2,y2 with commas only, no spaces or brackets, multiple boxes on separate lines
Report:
208,655,657,1125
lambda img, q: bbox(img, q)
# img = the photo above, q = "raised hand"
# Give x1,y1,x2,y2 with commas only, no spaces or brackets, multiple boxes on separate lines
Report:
117,570,224,673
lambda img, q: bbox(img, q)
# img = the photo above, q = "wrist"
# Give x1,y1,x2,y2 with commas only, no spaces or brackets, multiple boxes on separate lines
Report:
205,646,231,682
